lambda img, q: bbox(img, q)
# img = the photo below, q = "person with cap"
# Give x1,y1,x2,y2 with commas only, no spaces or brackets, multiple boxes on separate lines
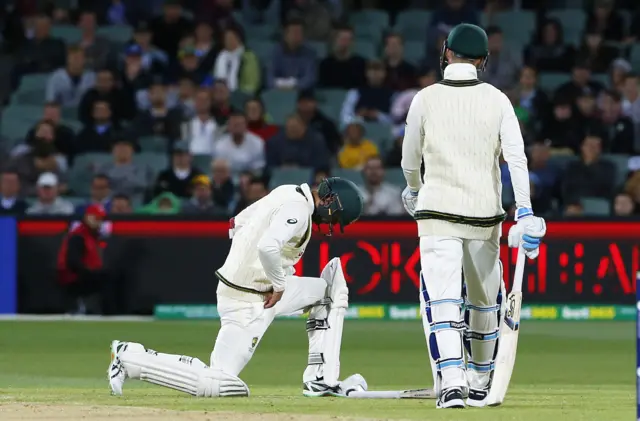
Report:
119,44,153,94
150,0,194,57
130,21,168,73
401,23,546,408
108,177,367,399
173,45,207,85
296,89,341,154
26,172,74,215
153,140,203,198
182,174,225,214
337,118,378,170
56,203,109,313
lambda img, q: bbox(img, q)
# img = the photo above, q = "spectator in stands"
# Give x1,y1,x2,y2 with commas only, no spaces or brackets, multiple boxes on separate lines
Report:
338,119,379,170
385,128,404,167
595,90,636,154
383,33,416,92
629,9,640,43
78,10,112,70
24,104,75,165
482,26,522,91
245,98,279,141
137,191,181,214
563,200,584,217
586,0,624,42
576,27,618,74
234,176,268,214
16,14,66,76
194,21,218,76
622,73,640,128
296,89,342,154
97,138,152,205
150,0,194,57
613,192,636,216
286,0,333,42
213,27,261,95
524,19,575,73
177,76,197,118
266,114,330,169
76,101,121,154
26,172,74,215
556,62,604,108
119,44,153,93
18,120,69,172
172,46,208,85
267,18,317,90
46,46,96,108
429,0,478,42
609,59,632,94
13,142,67,196
195,0,241,44
153,141,203,198
539,97,585,154
528,140,559,215
79,69,136,126
576,91,599,123
510,66,550,127
390,66,437,128
210,80,235,125
110,193,133,214
77,174,112,214
182,88,218,154
341,60,393,126
132,79,183,142
131,21,168,73
318,24,366,90
136,74,179,111
182,174,224,214
214,113,266,175
210,158,235,211
562,134,616,202
361,156,404,216
0,169,28,215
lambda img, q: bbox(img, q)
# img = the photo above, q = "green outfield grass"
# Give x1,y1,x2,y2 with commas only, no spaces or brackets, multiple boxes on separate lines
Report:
0,320,634,420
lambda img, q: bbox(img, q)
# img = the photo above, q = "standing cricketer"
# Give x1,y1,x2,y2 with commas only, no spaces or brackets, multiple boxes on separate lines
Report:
400,23,546,409
108,177,366,398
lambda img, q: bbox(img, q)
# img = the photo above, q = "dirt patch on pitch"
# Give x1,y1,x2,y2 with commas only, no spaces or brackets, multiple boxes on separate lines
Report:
0,404,388,421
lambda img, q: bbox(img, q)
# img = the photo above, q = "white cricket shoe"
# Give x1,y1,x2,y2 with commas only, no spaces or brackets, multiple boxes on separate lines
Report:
108,340,127,396
437,388,466,409
466,388,489,407
302,378,340,397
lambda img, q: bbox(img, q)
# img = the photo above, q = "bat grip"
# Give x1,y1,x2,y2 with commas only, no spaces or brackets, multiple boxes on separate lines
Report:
510,247,526,294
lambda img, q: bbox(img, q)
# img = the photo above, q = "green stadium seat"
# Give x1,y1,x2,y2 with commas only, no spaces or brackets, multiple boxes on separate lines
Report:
61,119,82,133
548,154,578,172
630,45,640,72
97,25,133,44
69,153,112,195
353,39,378,60
309,41,328,59
601,154,630,189
61,107,77,120
404,40,425,66
269,167,312,188
332,168,365,186
316,89,348,106
592,73,609,87
349,10,390,32
395,10,432,42
245,24,277,42
546,9,586,47
485,11,536,48
362,121,393,152
580,197,610,216
0,120,34,142
65,196,88,207
384,168,405,187
248,40,276,64
192,154,213,172
352,22,383,46
17,74,49,92
230,91,251,110
1,105,43,140
318,103,341,125
139,135,170,153
50,25,82,44
134,152,169,175
261,89,297,125
538,72,571,94
11,90,46,105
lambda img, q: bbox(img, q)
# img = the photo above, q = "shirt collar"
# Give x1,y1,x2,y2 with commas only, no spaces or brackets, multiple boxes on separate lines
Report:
299,183,315,214
443,63,478,81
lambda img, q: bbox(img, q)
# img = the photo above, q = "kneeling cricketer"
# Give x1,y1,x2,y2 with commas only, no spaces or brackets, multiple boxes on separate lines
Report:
108,177,369,398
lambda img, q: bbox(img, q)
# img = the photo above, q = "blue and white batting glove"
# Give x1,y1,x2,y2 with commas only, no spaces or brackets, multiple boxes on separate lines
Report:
401,186,419,217
507,207,546,259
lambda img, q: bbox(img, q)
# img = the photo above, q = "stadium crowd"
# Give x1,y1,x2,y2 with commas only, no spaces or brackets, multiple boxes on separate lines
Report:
1,0,640,218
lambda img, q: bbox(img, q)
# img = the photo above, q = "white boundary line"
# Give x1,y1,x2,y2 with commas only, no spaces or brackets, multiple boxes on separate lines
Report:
0,315,153,322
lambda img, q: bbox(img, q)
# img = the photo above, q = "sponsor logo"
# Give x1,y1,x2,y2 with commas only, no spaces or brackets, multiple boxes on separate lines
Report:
287,218,298,224
251,337,259,349
357,306,386,319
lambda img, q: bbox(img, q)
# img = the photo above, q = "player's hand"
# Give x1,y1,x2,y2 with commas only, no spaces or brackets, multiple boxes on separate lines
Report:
401,186,419,217
507,208,546,259
264,290,284,309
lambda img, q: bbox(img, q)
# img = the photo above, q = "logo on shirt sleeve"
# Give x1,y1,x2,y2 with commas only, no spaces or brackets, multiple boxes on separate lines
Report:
287,218,298,224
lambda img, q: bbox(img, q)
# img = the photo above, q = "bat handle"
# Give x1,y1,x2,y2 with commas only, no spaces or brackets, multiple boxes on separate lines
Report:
511,247,526,294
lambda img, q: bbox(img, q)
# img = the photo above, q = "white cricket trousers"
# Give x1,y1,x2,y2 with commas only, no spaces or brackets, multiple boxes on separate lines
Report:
211,276,327,376
419,233,503,392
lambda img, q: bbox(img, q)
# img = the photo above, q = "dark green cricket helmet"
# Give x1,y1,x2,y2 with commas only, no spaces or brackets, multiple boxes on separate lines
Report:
313,177,364,235
440,23,489,75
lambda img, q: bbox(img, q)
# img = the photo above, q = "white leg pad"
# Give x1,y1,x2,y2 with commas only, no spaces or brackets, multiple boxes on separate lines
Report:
119,345,249,397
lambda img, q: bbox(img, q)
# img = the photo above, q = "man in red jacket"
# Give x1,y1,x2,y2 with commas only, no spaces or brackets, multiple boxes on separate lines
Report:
57,204,108,313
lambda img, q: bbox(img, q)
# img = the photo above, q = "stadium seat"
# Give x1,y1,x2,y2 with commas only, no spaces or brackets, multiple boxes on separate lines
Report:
50,25,82,44
601,154,630,189
269,167,312,188
245,24,277,42
580,197,610,216
248,40,276,64
139,135,170,153
97,26,133,44
395,10,432,42
538,72,571,94
65,196,88,207
61,107,77,120
404,40,425,66
192,154,213,172
630,45,640,72
384,168,405,187
352,22,383,46
69,153,112,195
230,91,251,110
61,119,82,133
547,9,587,47
309,41,328,59
548,154,579,172
17,74,49,92
485,11,536,48
362,121,393,152
349,10,390,33
261,89,297,125
316,89,348,106
11,90,46,106
135,152,169,175
1,105,43,140
332,168,365,186
353,39,378,60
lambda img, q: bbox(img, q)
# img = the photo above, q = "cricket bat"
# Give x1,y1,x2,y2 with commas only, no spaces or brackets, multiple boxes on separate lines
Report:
346,388,436,399
486,247,526,406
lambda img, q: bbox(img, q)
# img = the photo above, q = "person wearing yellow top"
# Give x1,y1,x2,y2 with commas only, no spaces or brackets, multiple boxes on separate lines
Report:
337,119,379,169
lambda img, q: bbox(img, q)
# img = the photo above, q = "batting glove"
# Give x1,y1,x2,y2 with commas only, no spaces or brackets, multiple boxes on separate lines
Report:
507,207,546,259
401,186,419,217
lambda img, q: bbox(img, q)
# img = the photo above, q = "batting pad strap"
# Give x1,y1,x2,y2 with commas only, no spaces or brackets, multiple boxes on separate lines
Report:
426,298,464,308
464,329,499,341
308,352,324,365
436,358,465,370
467,362,496,373
306,318,329,332
465,303,500,312
430,320,466,333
